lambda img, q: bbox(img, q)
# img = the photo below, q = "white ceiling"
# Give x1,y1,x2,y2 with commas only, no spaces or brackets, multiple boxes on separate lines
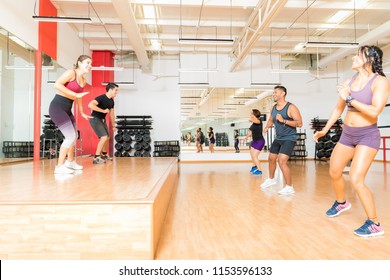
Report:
49,0,390,69
47,0,390,128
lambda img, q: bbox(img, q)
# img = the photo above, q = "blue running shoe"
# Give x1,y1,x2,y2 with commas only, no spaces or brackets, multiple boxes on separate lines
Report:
251,169,262,175
326,200,351,217
250,166,257,172
354,220,384,237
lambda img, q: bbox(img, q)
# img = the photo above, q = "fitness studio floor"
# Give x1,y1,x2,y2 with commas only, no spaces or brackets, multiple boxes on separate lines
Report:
0,157,389,260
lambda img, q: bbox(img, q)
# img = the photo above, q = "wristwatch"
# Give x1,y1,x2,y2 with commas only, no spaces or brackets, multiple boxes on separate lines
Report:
346,95,354,106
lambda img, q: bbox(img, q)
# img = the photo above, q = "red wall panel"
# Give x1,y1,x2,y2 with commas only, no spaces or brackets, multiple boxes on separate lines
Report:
75,51,115,156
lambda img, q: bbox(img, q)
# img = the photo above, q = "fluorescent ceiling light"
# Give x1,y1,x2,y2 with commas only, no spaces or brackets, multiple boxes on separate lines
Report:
178,38,234,45
233,96,257,100
178,83,209,88
224,103,245,106
92,66,124,71
217,108,236,111
250,82,281,88
271,69,309,74
304,41,358,48
142,6,156,19
294,43,306,50
32,16,92,23
180,96,201,99
326,10,352,23
5,65,54,70
101,81,134,86
178,68,218,73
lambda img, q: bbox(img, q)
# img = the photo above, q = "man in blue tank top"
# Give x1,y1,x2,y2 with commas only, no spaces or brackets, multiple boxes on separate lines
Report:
260,86,303,195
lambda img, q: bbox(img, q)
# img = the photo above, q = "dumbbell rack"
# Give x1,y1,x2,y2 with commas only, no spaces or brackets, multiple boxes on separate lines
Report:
40,115,63,159
153,141,180,157
114,115,153,157
311,117,343,160
290,130,308,159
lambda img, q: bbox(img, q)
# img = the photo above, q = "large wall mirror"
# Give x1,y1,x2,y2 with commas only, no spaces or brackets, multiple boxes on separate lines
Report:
0,26,61,161
180,87,274,153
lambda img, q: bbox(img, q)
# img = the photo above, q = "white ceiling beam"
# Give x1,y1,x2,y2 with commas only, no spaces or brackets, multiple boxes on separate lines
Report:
319,19,390,68
230,0,288,72
52,0,259,8
112,0,149,68
52,0,390,10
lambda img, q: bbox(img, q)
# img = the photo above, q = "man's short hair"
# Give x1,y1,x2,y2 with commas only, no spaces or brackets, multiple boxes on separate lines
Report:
106,82,119,92
274,85,287,96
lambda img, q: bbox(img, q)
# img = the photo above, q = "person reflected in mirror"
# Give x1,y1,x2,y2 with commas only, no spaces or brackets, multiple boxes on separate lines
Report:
234,129,240,153
208,127,215,153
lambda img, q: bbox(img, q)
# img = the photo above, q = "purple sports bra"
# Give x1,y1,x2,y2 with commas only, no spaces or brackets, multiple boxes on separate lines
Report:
347,73,378,112
64,70,84,93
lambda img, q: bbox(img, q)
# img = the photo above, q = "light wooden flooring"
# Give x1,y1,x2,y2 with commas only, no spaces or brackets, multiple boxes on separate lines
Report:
1,158,389,259
0,157,178,259
155,160,390,260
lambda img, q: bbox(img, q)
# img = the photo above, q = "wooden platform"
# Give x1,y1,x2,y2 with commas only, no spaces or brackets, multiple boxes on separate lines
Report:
0,157,178,260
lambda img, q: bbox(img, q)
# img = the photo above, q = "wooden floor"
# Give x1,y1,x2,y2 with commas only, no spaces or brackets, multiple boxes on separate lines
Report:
1,157,389,259
155,160,390,260
0,157,178,259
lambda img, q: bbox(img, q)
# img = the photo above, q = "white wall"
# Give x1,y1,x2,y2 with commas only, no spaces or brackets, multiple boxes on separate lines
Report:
0,1,38,50
114,58,181,142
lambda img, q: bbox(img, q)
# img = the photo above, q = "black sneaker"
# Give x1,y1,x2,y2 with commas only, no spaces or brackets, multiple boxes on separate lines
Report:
101,154,113,161
93,156,106,164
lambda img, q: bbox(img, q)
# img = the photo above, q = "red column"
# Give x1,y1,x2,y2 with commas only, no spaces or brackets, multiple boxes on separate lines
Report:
75,51,115,156
34,0,58,160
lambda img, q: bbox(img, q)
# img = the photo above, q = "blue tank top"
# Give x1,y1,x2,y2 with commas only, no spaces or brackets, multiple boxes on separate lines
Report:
271,102,297,141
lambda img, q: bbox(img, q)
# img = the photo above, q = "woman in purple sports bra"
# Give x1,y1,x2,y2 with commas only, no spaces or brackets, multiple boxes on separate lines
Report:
313,45,390,237
49,55,92,174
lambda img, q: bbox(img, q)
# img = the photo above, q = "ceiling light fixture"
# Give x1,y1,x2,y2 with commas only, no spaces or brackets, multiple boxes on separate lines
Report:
32,0,92,23
178,68,218,73
178,83,209,87
250,82,281,88
101,81,134,86
5,65,54,70
271,69,309,74
32,16,92,23
233,96,258,100
304,41,359,48
178,38,234,45
92,66,124,71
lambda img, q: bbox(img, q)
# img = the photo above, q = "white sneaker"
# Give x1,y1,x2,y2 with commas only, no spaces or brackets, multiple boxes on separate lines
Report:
64,160,83,170
278,185,295,195
260,178,277,189
54,165,74,174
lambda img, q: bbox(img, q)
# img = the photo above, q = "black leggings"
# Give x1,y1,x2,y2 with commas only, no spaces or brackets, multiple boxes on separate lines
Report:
234,139,239,151
49,94,77,148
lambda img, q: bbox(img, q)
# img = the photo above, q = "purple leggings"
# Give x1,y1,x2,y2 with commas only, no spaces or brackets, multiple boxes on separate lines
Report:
338,124,380,150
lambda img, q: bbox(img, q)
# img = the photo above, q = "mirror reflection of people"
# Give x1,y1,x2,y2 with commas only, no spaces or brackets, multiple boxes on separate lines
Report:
186,132,192,146
49,55,92,174
313,45,390,237
244,109,265,175
208,127,215,153
234,129,240,153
